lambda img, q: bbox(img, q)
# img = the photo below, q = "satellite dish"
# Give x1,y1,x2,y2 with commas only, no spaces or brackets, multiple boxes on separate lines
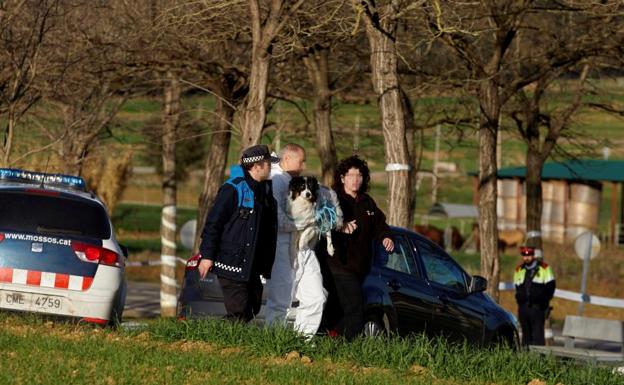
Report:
179,219,197,250
574,231,600,260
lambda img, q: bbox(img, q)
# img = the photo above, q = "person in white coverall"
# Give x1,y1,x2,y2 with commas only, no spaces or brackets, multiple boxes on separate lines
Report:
265,143,327,337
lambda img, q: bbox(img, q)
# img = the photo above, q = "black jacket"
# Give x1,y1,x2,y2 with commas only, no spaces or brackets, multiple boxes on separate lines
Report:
327,191,392,279
199,167,277,282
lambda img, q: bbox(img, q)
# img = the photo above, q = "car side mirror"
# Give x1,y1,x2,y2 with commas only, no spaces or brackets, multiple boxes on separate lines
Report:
469,275,488,293
120,244,129,258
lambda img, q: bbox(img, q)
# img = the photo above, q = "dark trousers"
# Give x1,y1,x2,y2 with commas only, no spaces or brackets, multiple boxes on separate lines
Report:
518,303,546,346
218,274,263,323
325,269,364,340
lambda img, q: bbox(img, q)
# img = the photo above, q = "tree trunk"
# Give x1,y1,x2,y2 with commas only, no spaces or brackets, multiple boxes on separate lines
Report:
240,0,306,149
1,106,15,167
402,90,417,224
478,81,500,302
303,48,337,187
525,133,544,249
160,71,180,317
361,1,411,227
240,49,270,148
193,98,235,253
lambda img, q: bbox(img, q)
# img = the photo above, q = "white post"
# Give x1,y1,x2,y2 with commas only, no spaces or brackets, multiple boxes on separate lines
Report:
577,235,592,316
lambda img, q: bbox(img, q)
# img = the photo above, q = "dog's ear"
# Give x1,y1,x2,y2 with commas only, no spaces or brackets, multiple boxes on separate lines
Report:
289,176,302,191
309,176,319,192
289,176,303,199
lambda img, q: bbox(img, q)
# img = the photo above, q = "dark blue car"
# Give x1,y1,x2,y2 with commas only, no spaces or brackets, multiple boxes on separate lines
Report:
178,226,519,347
361,227,519,346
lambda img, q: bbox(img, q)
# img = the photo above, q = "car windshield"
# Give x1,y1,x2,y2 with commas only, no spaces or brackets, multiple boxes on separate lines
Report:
0,191,111,239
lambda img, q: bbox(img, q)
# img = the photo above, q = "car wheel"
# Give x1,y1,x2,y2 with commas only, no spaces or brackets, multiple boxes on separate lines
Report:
493,329,517,350
362,315,386,337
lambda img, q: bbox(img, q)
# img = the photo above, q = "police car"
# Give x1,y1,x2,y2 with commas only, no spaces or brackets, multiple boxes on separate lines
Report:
0,169,127,325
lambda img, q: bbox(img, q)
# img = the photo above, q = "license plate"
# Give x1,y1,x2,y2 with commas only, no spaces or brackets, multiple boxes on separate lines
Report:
0,290,66,313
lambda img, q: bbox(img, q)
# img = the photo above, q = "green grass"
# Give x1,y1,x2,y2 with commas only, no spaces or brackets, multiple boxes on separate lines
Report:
1,315,620,385
131,318,624,385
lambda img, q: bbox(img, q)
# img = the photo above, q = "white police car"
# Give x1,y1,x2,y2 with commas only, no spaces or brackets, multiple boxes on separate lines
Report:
0,169,127,325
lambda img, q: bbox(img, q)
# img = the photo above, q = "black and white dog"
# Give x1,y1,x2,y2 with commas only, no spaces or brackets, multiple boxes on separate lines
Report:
287,176,342,258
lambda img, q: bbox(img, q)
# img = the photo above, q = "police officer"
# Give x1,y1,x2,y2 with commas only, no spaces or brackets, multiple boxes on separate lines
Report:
513,246,556,346
197,144,279,322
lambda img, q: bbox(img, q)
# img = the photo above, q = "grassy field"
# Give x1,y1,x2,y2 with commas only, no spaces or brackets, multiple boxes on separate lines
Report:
1,314,621,385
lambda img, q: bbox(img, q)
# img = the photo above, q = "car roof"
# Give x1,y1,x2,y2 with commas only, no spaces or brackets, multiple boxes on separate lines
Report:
390,225,425,239
0,168,103,203
389,225,450,252
0,180,99,201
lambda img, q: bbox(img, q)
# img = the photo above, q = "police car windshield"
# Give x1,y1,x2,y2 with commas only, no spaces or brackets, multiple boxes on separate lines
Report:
0,191,111,239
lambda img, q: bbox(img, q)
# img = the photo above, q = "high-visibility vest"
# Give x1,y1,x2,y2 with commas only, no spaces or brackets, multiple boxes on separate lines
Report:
513,262,555,286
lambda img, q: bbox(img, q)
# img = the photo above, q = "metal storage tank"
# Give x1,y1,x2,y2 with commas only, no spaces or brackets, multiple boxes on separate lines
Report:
549,181,568,243
498,179,520,230
540,181,553,239
566,183,602,241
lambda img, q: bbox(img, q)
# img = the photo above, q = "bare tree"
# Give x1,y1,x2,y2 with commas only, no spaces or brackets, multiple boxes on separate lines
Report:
150,1,252,251
0,0,59,167
507,3,624,248
425,1,533,301
160,71,181,317
193,67,248,253
510,65,590,249
424,0,624,300
353,0,414,227
302,47,339,185
269,1,364,185
240,0,306,148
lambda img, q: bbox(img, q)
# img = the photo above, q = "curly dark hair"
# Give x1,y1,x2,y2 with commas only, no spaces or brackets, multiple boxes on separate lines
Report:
332,155,371,194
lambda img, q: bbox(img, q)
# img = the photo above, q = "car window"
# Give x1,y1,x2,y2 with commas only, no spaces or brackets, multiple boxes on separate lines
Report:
0,191,111,239
414,239,467,292
375,236,419,276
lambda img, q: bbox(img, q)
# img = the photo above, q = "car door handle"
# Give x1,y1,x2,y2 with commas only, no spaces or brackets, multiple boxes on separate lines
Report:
387,279,401,290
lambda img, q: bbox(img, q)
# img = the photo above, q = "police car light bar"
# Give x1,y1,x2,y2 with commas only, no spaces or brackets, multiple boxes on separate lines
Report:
0,168,86,191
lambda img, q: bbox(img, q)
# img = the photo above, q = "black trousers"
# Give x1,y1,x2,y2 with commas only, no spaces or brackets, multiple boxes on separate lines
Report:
322,268,364,340
518,303,546,346
218,274,263,323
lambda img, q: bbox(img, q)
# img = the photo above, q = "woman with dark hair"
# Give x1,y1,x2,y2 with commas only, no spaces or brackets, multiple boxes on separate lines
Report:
320,155,394,339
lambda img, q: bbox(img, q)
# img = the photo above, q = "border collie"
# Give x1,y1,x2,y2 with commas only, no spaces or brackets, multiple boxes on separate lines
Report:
286,176,342,259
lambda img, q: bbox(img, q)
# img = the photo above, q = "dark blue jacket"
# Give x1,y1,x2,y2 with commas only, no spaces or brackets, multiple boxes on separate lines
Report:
199,165,277,282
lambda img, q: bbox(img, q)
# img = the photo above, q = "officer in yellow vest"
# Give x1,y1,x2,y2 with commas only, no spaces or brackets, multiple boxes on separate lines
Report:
513,246,556,346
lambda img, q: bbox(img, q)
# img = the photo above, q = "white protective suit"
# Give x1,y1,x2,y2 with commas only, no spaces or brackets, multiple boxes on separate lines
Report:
265,162,340,337
265,162,296,326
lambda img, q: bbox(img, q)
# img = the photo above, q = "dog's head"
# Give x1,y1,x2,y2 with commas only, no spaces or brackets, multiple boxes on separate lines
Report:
289,176,319,203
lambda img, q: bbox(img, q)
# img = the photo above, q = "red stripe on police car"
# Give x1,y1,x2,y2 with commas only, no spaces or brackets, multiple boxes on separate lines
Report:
0,267,93,291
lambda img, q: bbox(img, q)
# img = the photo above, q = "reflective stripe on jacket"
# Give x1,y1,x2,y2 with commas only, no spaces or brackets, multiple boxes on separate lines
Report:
513,263,555,285
513,262,556,308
